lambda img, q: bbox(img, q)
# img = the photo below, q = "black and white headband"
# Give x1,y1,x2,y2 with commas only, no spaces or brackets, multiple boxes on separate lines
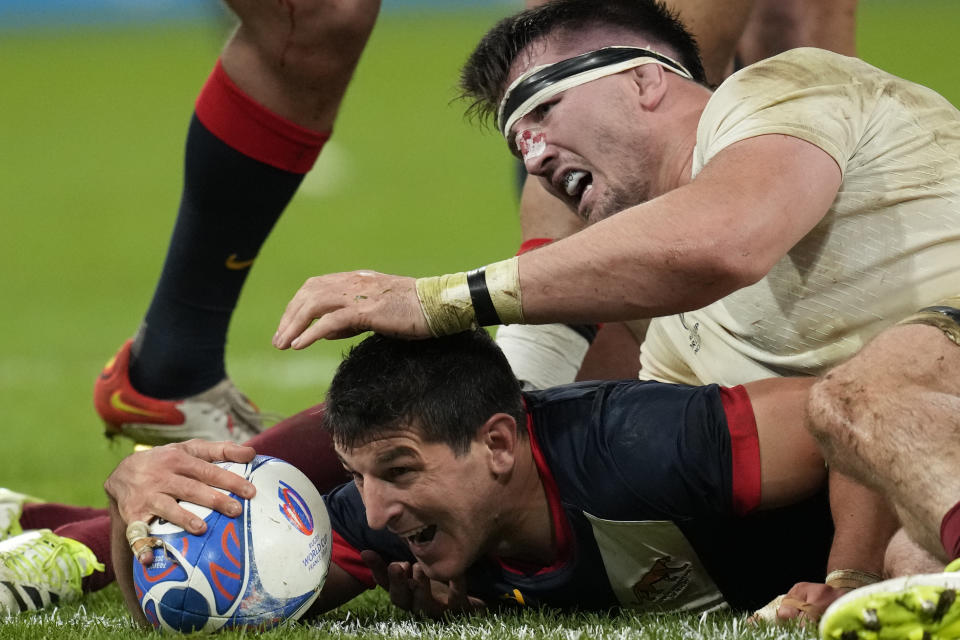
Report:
497,46,693,138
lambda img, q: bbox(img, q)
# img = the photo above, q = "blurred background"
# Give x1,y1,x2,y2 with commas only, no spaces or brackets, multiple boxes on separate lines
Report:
1,0,958,507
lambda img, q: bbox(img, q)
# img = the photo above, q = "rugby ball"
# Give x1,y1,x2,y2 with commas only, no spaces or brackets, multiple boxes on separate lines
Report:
131,456,331,632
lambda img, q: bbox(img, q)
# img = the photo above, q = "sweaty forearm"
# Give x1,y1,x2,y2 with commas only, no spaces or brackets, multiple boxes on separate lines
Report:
518,207,751,324
513,135,840,326
826,471,899,581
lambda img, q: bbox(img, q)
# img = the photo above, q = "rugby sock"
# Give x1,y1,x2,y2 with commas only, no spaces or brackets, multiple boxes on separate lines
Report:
246,403,349,491
940,499,960,560
20,505,113,592
19,503,108,531
54,516,113,592
130,60,330,399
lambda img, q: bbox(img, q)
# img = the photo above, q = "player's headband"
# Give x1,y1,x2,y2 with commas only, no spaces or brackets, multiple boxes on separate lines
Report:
497,46,694,139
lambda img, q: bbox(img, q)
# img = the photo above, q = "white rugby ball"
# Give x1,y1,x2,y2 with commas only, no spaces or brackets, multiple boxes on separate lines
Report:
131,455,331,632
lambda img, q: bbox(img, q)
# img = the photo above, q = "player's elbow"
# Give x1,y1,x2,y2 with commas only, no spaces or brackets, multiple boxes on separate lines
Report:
692,246,771,300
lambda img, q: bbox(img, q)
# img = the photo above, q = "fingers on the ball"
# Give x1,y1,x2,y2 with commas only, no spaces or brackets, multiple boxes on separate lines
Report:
138,547,157,566
158,473,241,522
222,443,257,463
146,498,207,534
182,454,254,498
178,439,235,462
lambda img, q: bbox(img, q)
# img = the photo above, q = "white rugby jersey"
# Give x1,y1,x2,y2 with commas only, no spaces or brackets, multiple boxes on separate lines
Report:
641,48,960,386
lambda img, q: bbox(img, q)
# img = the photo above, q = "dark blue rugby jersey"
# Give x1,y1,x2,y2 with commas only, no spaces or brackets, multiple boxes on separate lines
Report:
324,380,832,612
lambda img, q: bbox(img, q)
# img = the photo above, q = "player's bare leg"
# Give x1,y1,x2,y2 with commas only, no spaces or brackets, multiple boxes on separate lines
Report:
811,308,960,639
96,0,381,446
668,0,755,86
738,0,857,66
222,0,380,132
884,528,946,578
807,313,960,562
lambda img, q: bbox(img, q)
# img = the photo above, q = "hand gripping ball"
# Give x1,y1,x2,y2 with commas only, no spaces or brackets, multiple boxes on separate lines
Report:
131,456,331,632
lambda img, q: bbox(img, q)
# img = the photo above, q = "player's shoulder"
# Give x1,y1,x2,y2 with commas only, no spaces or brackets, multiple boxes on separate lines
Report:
526,380,734,518
525,379,726,454
719,48,876,99
525,379,719,414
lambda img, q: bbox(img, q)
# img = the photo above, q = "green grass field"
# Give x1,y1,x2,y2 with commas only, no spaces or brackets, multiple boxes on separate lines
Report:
0,1,958,638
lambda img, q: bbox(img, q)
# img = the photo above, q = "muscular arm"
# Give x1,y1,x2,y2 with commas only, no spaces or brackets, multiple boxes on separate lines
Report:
273,135,841,346
743,377,899,622
825,470,899,577
520,135,842,325
741,377,825,509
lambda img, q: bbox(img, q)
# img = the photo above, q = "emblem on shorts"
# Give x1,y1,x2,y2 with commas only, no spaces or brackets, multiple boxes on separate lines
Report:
631,556,692,603
678,313,701,354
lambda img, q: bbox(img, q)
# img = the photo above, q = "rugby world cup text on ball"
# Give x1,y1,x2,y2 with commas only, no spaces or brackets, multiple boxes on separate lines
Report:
302,534,329,571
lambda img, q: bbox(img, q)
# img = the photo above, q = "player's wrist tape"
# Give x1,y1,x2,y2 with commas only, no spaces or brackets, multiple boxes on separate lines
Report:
825,569,883,590
416,257,524,336
126,520,163,561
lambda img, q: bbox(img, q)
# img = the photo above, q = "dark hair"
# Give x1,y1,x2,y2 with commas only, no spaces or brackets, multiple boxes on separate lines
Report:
322,330,526,455
459,0,706,128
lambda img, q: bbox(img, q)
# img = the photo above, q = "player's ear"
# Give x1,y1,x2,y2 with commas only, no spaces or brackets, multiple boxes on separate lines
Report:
478,413,519,477
632,63,668,110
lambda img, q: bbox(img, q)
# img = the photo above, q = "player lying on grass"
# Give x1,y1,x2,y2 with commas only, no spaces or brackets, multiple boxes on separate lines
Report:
5,331,947,625
98,330,895,622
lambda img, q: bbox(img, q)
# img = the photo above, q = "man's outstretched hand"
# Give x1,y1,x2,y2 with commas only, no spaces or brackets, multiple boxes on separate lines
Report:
273,271,430,349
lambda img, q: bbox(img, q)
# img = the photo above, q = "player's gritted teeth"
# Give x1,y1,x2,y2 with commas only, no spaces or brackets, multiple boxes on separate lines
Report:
402,524,437,546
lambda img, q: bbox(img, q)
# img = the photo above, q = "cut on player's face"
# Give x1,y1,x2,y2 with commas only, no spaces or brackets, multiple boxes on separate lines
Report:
336,427,505,582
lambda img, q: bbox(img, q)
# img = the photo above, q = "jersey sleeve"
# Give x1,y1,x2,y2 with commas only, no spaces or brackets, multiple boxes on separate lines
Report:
530,380,757,521
323,483,415,588
696,48,876,177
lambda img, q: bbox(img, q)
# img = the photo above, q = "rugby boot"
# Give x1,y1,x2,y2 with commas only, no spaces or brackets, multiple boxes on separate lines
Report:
94,339,265,446
820,559,960,640
0,489,43,541
0,530,103,616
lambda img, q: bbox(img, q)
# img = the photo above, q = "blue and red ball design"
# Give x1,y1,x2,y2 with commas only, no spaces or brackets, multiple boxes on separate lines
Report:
132,456,331,633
